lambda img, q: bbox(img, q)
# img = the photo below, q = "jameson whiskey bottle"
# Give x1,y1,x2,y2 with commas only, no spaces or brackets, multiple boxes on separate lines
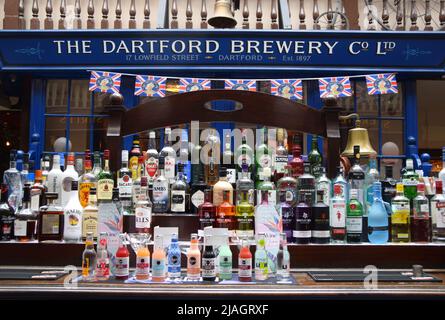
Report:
97,150,114,201
129,135,142,181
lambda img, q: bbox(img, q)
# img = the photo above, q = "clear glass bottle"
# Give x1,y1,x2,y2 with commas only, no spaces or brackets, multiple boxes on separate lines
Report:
95,232,110,281
167,233,182,280
308,135,323,178
79,151,96,209
97,150,114,201
348,145,365,208
346,189,363,243
14,184,37,242
41,153,51,186
20,153,29,186
135,177,152,234
63,180,83,242
46,154,63,206
60,153,79,207
82,187,98,240
277,165,298,207
316,167,331,206
412,183,431,242
382,165,397,204
297,162,316,206
236,162,254,206
255,127,273,188
256,167,277,206
312,190,330,244
222,131,236,188
81,232,97,281
171,163,188,213
118,150,133,214
218,238,233,281
37,193,63,242
289,134,304,179
152,156,170,213
254,233,268,281
145,131,159,185
273,128,288,183
403,159,419,201
333,165,348,202
160,127,176,184
92,151,102,177
235,130,254,176
186,233,201,280
0,184,15,241
235,190,255,239
330,184,346,243
191,173,207,214
432,180,445,242
131,156,144,206
368,182,389,244
391,183,411,243
276,233,290,281
365,154,380,213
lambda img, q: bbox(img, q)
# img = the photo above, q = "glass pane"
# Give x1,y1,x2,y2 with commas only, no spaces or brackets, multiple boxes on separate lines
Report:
46,80,69,114
69,117,90,151
45,117,67,151
92,117,107,151
70,80,91,114
381,120,404,180
93,91,109,114
356,81,379,117
359,118,379,153
381,83,403,117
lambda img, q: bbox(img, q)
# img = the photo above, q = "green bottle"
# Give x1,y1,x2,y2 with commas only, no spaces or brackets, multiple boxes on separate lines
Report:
235,190,255,239
256,167,276,206
402,159,419,201
346,189,364,243
218,239,233,280
308,135,323,178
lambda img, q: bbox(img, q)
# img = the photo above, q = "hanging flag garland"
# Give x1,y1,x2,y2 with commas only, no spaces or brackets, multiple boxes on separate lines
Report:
366,73,398,95
270,79,303,100
89,71,122,94
134,75,167,97
318,77,352,98
178,78,211,93
224,79,257,91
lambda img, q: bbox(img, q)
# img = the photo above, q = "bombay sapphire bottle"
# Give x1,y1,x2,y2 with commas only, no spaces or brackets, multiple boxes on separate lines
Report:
368,182,389,244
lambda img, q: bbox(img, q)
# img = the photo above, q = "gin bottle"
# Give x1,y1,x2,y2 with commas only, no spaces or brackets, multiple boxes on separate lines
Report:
255,127,273,188
289,134,304,179
170,163,188,213
346,189,363,243
256,167,276,206
348,146,365,208
382,165,397,203
312,190,330,244
412,183,431,242
273,128,288,182
0,184,15,241
3,151,23,211
160,127,176,184
198,189,216,229
145,131,159,185
235,190,255,239
391,183,410,243
277,165,298,207
330,184,346,243
432,181,445,242
294,191,312,244
235,130,254,176
403,159,419,201
333,165,348,202
368,182,389,244
316,167,331,206
297,162,316,206
152,156,170,213
236,162,254,206
277,190,295,243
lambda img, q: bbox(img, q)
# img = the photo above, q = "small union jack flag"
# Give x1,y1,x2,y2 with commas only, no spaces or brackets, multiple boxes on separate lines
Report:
270,79,303,100
89,71,122,94
318,77,352,98
134,75,167,97
224,79,257,91
366,73,398,95
178,78,211,93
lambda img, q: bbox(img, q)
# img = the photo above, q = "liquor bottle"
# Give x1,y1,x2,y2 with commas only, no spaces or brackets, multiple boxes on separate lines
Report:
191,137,203,188
213,167,234,206
79,152,96,208
59,153,65,172
3,151,22,211
312,190,330,244
276,233,290,281
60,153,79,207
235,190,255,239
198,189,216,230
179,130,192,184
97,149,114,201
346,189,363,243
81,232,97,281
222,131,236,188
115,233,130,280
391,183,411,243
316,167,331,206
14,184,37,241
135,177,152,234
75,158,84,176
190,173,207,214
135,236,150,281
333,165,348,202
153,156,170,213
46,154,63,206
438,147,445,190
92,151,102,177
274,128,288,183
204,128,221,187
308,135,323,178
257,167,277,206
205,150,219,187
277,165,298,207
160,127,176,184
152,235,167,282
37,193,63,242
348,146,365,207
131,155,144,205
82,188,98,240
412,183,431,242
255,127,273,188
20,153,29,186
117,151,133,215
145,131,159,185
432,181,445,242
216,189,236,231
277,190,295,243
218,238,233,281
403,159,419,201
202,236,216,282
368,182,389,244
238,238,253,282
41,153,51,186
254,233,268,281
330,184,346,243
129,135,142,181
294,191,312,244
63,180,83,242
171,163,188,213
236,162,254,206
365,154,380,212
0,184,15,241
382,165,397,204
95,232,110,281
235,130,254,176
30,170,46,213
297,162,316,206
167,233,182,280
186,233,201,280
289,134,304,179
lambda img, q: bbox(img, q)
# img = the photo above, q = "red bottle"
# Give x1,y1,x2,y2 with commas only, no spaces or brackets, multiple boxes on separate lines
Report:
289,135,304,179
198,189,216,229
238,239,252,282
115,234,130,280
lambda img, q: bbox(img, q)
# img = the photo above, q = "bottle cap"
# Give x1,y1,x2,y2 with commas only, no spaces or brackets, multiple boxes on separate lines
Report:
34,170,42,180
406,159,413,169
104,149,110,158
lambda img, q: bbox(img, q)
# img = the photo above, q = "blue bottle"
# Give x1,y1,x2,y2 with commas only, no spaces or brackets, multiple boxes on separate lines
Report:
167,233,182,280
368,182,389,244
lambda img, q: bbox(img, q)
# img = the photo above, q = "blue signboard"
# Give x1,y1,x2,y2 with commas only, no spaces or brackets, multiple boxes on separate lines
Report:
0,29,444,76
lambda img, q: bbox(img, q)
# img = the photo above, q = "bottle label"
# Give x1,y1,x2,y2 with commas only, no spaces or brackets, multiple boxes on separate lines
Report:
62,176,74,193
202,257,216,277
64,209,82,238
82,214,98,238
346,217,363,233
164,156,176,180
403,178,418,186
79,182,94,207
114,256,129,277
187,255,200,276
168,253,181,274
219,256,232,277
146,157,159,182
330,202,346,228
118,174,133,198
293,230,311,238
14,220,27,237
274,156,288,174
433,201,445,228
152,258,166,277
171,190,186,212
95,258,110,278
312,230,330,238
226,168,236,184
153,180,169,211
285,189,297,203
191,190,205,209
136,255,150,276
30,192,41,212
333,182,347,199
135,207,151,229
317,182,331,206
97,179,114,200
391,204,410,224
257,190,277,206
42,214,60,235
254,257,268,277
238,258,252,278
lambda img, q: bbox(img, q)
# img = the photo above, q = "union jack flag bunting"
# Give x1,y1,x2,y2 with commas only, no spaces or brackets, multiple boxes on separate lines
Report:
134,75,167,97
89,71,122,94
270,79,303,100
366,73,398,95
318,77,352,98
178,78,211,93
224,79,257,91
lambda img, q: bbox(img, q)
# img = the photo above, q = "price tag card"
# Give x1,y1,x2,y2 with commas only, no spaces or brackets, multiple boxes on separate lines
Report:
153,227,179,250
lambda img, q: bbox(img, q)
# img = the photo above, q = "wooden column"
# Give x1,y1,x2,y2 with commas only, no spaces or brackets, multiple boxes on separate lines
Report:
3,0,21,29
343,0,360,30
322,98,342,179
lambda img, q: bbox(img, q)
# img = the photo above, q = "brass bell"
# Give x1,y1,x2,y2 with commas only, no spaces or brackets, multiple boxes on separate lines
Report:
208,0,238,29
340,114,377,157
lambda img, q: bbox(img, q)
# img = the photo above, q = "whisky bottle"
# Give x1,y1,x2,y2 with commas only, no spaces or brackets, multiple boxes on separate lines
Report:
129,135,142,181
0,184,15,241
79,151,96,208
135,177,152,234
14,184,37,242
97,150,114,201
37,193,64,242
82,187,98,240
